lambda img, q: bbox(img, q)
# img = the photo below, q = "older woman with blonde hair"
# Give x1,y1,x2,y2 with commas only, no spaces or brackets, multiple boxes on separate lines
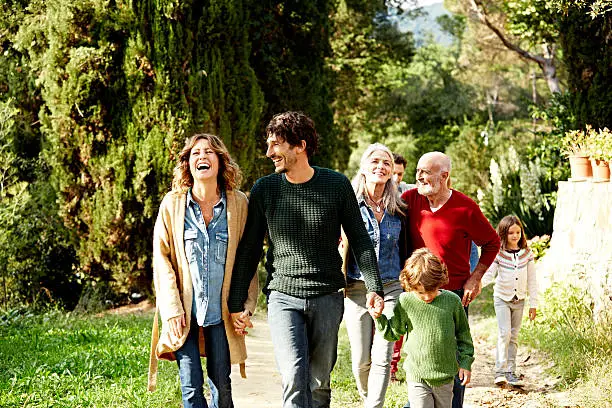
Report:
341,143,413,408
148,133,258,408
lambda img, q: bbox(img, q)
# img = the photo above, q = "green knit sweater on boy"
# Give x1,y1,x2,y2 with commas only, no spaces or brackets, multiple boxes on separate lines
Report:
375,290,474,387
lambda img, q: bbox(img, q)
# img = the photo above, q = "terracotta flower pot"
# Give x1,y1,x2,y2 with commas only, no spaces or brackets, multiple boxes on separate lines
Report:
568,155,592,180
590,158,611,181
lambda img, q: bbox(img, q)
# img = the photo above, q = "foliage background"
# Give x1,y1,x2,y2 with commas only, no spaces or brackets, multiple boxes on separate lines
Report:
0,0,610,308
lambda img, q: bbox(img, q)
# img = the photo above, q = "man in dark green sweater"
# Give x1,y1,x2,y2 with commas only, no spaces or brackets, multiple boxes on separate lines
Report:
228,111,384,408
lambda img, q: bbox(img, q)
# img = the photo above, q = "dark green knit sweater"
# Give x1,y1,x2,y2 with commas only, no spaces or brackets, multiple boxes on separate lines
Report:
228,167,382,312
375,290,474,387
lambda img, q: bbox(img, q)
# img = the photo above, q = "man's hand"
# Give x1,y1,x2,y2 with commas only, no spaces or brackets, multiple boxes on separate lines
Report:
231,311,253,335
366,292,384,319
529,307,537,320
462,275,482,307
168,313,185,339
459,368,471,386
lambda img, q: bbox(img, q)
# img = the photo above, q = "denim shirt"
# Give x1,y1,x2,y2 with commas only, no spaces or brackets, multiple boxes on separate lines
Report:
184,189,228,327
348,198,402,283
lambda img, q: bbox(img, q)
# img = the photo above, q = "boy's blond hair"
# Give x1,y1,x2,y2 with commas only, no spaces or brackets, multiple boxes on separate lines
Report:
400,248,449,292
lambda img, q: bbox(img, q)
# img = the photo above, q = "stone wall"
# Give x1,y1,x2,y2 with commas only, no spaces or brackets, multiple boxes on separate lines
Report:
537,181,612,319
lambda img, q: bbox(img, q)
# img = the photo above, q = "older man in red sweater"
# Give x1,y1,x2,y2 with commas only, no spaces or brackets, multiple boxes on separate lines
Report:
401,151,500,408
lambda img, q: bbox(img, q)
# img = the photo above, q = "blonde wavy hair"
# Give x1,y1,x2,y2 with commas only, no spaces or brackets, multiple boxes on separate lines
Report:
171,133,242,192
352,143,407,216
400,248,449,292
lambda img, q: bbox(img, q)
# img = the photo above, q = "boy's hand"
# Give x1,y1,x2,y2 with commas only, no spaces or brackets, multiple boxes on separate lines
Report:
459,368,471,386
529,308,537,320
366,292,384,319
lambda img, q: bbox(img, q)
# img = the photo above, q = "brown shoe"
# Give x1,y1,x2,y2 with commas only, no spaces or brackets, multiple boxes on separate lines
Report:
390,372,399,383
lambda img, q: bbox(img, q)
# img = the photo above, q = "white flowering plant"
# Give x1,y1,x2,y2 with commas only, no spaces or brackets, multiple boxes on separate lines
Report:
528,235,551,261
562,128,590,157
589,127,612,162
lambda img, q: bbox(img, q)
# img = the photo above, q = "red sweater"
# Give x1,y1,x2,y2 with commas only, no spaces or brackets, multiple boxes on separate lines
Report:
401,189,500,290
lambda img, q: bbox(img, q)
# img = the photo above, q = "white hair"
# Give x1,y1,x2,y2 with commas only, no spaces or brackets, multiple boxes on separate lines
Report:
352,143,406,216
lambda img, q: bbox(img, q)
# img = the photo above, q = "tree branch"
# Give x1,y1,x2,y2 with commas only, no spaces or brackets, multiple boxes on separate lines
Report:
468,0,546,67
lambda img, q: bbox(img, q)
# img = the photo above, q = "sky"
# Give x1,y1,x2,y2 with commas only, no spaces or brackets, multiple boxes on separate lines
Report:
403,0,443,10
416,0,443,5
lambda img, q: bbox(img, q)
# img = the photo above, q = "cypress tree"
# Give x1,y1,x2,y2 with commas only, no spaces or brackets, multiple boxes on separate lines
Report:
559,9,612,128
247,0,338,177
12,0,263,297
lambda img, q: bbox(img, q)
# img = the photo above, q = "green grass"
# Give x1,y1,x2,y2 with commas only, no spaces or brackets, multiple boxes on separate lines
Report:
520,284,612,407
0,308,182,408
330,323,408,408
2,282,610,407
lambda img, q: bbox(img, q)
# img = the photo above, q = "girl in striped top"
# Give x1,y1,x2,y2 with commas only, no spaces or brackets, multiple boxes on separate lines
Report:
482,215,538,387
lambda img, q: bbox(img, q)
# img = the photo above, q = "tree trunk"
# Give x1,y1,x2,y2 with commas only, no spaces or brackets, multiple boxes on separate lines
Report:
541,59,561,94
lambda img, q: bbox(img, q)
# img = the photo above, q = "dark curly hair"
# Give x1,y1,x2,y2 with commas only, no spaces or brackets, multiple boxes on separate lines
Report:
393,152,408,167
265,111,318,158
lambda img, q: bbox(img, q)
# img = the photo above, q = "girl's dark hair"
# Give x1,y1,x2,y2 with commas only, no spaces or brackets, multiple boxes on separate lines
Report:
172,133,242,192
266,111,318,158
496,215,528,250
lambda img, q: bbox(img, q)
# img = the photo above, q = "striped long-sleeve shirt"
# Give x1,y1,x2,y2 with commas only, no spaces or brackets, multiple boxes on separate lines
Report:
482,248,538,307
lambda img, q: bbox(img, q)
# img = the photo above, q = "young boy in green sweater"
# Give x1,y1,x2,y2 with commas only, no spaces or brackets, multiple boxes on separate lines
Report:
375,248,474,408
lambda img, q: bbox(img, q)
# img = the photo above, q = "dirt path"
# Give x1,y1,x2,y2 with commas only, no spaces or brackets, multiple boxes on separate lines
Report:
230,314,283,408
120,300,576,407
464,315,575,408
230,312,577,408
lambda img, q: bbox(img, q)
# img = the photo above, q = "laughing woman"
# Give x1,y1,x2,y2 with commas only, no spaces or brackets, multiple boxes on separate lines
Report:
341,143,412,408
148,134,258,408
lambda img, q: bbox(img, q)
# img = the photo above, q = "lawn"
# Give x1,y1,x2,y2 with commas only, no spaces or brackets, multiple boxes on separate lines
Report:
0,286,493,408
0,309,180,407
2,282,611,407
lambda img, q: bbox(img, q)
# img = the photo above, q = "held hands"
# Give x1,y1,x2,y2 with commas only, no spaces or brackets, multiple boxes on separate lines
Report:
366,292,384,319
231,310,253,336
529,307,537,320
459,368,471,386
462,277,482,307
168,313,186,339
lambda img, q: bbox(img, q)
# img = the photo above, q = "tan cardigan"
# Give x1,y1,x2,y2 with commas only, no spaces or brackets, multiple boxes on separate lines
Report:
148,189,258,391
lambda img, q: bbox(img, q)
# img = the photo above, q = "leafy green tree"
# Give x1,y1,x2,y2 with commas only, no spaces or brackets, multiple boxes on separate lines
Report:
330,0,416,175
10,0,264,297
558,7,612,128
248,0,338,175
450,0,562,94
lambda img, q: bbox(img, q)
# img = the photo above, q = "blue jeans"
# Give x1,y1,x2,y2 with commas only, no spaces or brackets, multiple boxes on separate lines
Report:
175,316,233,408
268,290,344,408
404,288,468,408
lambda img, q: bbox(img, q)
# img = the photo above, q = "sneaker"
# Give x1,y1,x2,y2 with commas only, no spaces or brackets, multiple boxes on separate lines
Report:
506,372,524,387
494,375,508,386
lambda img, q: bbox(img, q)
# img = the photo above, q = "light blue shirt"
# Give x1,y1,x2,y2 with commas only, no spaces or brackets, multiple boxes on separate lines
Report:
348,198,402,283
184,189,228,326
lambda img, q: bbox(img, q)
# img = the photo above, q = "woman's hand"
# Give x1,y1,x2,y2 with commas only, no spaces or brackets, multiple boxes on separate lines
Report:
231,311,253,335
168,313,186,339
529,307,537,320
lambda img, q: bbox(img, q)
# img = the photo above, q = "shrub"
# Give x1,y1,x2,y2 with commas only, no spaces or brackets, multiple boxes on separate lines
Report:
521,283,612,385
528,235,551,261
